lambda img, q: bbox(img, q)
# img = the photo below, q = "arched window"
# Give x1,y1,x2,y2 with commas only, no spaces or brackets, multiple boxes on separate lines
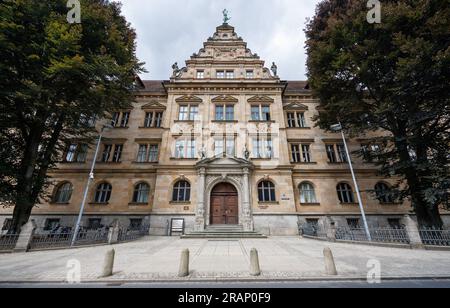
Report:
299,182,317,204
258,181,276,202
94,183,112,203
337,183,355,204
133,182,150,204
172,180,191,202
53,182,73,203
375,182,394,204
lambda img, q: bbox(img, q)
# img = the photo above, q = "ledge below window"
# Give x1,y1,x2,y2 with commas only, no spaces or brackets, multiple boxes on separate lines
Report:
287,127,311,130
174,120,195,124
49,202,70,206
96,162,123,165
211,120,238,123
170,201,191,205
170,158,198,161
340,202,359,206
258,201,279,205
300,203,321,206
138,126,164,129
291,162,318,165
88,202,109,206
128,202,149,206
249,120,276,123
132,161,159,164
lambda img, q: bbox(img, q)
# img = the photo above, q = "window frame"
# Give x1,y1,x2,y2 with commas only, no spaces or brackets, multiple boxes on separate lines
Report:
94,182,112,204
172,180,191,202
258,181,277,203
337,183,355,204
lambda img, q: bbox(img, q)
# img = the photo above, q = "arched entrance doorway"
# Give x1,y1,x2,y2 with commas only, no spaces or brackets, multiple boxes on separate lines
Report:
210,183,239,225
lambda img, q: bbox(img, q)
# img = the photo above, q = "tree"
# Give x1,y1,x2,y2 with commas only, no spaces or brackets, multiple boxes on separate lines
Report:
305,0,450,228
0,0,144,232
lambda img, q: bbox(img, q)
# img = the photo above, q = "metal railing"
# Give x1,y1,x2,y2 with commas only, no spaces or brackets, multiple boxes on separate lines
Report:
335,227,410,244
300,224,327,239
0,233,19,252
419,228,450,246
29,227,109,250
118,224,150,243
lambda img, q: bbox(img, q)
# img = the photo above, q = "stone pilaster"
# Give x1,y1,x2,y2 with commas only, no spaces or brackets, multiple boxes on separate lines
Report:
242,167,254,232
195,167,206,232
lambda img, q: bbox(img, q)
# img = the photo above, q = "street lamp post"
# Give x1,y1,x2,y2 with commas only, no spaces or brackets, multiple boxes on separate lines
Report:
331,123,372,241
71,125,112,246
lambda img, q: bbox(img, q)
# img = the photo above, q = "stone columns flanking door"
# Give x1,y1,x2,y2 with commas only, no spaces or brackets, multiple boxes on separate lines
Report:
194,167,207,232
194,156,255,232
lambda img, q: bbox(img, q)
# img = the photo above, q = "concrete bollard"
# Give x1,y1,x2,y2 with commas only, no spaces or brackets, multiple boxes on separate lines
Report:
99,249,115,278
323,247,338,276
250,248,261,276
178,249,190,277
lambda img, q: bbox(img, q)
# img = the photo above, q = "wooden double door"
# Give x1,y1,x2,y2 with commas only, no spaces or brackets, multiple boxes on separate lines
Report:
210,183,239,225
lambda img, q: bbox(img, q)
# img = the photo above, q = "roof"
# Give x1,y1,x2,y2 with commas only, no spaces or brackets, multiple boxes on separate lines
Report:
284,81,310,94
138,80,166,94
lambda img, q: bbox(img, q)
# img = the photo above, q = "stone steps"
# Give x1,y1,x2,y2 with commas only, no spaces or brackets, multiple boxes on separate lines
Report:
181,225,267,239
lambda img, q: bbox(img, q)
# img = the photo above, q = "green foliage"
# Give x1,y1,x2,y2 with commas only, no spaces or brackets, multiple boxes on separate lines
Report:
0,0,144,230
305,0,450,227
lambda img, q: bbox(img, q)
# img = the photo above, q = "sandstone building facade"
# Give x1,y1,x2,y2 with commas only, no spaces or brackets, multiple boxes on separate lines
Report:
2,22,447,235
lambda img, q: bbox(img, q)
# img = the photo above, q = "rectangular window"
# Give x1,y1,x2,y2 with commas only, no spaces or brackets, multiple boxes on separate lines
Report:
253,138,272,159
226,71,234,79
111,112,120,127
189,106,199,121
76,144,88,163
148,145,159,162
291,144,301,163
129,219,143,231
297,113,307,128
302,144,312,162
347,218,360,228
120,112,130,127
175,140,185,159
262,106,271,121
215,106,224,121
155,112,163,128
88,218,102,230
215,139,224,156
44,219,61,231
337,144,348,162
226,138,235,156
112,145,123,163
175,139,196,159
179,106,188,121
287,113,296,128
226,106,234,121
144,112,153,128
65,144,78,162
246,70,254,79
196,70,204,79
216,71,225,79
251,106,261,121
137,145,148,163
326,145,337,163
101,144,112,163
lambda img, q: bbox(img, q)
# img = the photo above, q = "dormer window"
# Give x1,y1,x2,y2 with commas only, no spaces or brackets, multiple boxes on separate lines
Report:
196,70,204,79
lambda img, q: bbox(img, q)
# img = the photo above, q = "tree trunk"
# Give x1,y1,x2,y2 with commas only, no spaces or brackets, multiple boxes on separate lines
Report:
10,199,34,234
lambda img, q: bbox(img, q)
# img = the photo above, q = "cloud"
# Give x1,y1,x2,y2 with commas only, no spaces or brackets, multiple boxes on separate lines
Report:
117,0,320,80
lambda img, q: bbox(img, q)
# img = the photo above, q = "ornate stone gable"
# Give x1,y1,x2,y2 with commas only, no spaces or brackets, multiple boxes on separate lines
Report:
141,101,166,110
283,102,309,111
171,23,279,82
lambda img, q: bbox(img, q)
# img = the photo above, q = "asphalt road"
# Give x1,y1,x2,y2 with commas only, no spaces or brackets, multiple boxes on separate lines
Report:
1,279,450,288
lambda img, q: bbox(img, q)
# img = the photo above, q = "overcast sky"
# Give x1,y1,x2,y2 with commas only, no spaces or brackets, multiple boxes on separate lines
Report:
117,0,320,81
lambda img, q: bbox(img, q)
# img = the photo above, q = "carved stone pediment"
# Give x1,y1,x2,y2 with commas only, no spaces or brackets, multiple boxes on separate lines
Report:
284,102,309,111
248,95,274,104
141,101,166,110
196,155,253,169
211,95,239,104
175,95,203,104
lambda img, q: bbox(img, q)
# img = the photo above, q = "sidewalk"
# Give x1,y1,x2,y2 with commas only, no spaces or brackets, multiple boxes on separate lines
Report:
0,237,450,282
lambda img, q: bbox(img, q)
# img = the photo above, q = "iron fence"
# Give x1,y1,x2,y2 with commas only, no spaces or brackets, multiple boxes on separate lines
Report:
419,228,450,246
300,224,327,239
118,224,150,243
29,227,109,250
335,227,410,244
0,233,19,252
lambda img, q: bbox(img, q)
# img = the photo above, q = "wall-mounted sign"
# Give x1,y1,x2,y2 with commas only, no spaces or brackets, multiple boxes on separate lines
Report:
170,218,185,236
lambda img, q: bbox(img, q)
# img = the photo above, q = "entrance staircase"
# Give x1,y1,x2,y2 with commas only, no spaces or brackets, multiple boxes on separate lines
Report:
181,225,267,239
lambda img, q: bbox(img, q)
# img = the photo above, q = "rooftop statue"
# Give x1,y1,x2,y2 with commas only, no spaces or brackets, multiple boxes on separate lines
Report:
271,62,278,77
222,9,231,24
